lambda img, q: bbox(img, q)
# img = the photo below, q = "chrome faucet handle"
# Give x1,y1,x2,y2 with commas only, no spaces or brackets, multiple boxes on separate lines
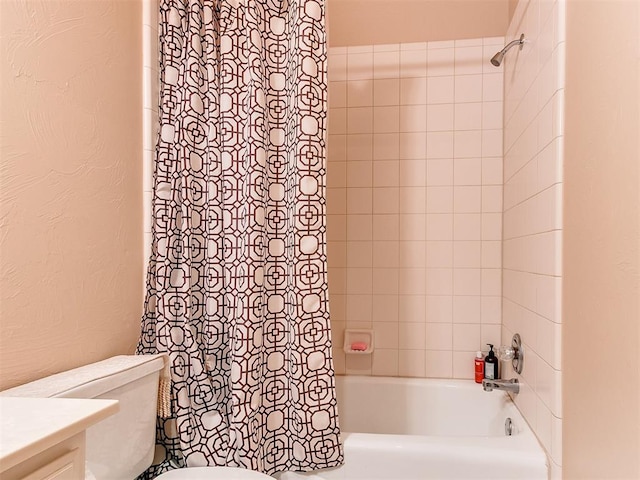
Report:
497,334,524,374
498,345,516,361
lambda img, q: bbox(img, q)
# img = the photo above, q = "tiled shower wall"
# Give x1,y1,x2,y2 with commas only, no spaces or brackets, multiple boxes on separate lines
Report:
502,0,565,477
327,39,504,379
142,0,159,275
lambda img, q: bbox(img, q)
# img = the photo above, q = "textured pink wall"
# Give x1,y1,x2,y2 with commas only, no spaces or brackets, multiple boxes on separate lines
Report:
562,0,640,477
327,0,509,46
0,0,143,390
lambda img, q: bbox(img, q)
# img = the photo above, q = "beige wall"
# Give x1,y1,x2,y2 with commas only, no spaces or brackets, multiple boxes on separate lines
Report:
507,0,517,22
563,0,640,478
327,0,509,46
0,0,143,390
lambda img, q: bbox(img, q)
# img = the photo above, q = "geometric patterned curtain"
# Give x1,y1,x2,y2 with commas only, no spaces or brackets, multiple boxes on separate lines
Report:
136,0,342,476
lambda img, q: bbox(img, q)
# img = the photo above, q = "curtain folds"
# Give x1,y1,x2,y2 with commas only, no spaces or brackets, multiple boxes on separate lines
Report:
136,0,342,476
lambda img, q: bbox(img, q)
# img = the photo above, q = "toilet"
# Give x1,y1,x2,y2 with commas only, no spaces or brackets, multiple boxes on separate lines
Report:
0,355,273,480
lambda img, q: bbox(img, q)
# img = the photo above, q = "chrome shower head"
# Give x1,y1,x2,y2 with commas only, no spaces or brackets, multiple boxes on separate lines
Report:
490,34,526,67
490,50,506,67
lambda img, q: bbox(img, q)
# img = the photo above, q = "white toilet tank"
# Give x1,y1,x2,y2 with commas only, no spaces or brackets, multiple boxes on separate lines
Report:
0,355,166,480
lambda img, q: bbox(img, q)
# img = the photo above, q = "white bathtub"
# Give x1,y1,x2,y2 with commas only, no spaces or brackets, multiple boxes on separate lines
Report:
281,376,548,480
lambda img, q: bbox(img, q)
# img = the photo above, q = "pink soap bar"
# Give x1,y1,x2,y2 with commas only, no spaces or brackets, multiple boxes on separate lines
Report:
351,342,368,351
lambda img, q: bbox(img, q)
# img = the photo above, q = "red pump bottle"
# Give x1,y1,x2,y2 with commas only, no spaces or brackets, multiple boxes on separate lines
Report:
474,351,484,383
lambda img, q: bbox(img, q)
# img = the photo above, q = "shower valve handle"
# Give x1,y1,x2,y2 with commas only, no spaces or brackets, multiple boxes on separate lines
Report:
496,333,524,374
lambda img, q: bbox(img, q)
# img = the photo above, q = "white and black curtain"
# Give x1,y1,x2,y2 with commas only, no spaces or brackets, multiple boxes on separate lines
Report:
136,0,342,476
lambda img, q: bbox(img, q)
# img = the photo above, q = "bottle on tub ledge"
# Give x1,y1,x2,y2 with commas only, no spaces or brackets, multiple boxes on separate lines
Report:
484,344,499,380
474,351,484,383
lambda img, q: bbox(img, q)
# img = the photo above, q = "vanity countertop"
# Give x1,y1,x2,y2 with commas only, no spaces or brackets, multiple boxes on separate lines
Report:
0,397,118,472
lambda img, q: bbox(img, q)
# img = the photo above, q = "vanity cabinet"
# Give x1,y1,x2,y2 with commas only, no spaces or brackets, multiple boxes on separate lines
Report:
0,397,117,480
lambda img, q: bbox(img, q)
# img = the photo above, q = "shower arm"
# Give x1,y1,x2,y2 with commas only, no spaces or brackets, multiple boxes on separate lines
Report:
502,34,526,54
490,34,526,67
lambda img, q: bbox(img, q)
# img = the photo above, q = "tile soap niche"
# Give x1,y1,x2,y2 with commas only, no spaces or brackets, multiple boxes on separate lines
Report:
344,329,374,355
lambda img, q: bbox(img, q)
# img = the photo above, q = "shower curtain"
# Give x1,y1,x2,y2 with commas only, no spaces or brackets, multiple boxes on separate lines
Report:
136,0,342,476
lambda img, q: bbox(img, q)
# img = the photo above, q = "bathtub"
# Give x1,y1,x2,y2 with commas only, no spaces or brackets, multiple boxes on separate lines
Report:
281,376,548,480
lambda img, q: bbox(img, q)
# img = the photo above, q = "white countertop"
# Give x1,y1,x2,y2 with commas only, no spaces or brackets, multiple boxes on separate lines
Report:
0,397,118,472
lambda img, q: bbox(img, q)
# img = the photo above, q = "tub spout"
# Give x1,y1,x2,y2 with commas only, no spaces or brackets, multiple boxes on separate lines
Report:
482,378,519,394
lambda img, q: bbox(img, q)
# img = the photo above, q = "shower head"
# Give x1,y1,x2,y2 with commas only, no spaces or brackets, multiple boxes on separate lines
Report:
490,50,506,67
490,34,526,67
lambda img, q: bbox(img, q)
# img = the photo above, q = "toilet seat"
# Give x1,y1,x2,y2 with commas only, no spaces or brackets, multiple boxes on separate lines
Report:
155,466,274,479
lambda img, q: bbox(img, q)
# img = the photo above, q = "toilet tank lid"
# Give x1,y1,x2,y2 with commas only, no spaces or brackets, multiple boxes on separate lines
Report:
0,355,166,399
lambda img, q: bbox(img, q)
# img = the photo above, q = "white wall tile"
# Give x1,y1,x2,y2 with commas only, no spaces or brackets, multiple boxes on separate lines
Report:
427,76,454,104
398,268,426,295
426,186,453,213
400,105,427,132
400,187,427,214
428,40,455,49
454,75,483,103
454,46,484,75
426,214,453,241
346,161,372,188
398,350,426,377
372,349,399,376
399,132,427,159
372,294,399,322
348,80,373,107
453,268,481,296
374,106,400,133
327,37,503,386
329,81,347,108
427,132,454,159
373,161,399,187
426,323,453,350
348,52,373,80
400,214,426,241
453,295,481,323
482,72,504,102
399,294,426,322
328,134,347,161
373,51,400,79
400,160,427,187
452,351,476,379
426,268,453,295
400,77,427,105
373,133,400,160
453,324,481,351
427,104,454,132
373,78,400,106
425,350,453,377
400,49,428,78
373,187,399,214
348,107,374,133
346,134,373,160
453,241,481,268
427,241,453,268
399,322,426,349
454,131,482,158
329,54,347,81
426,295,453,323
481,240,502,268
503,1,564,470
427,48,455,76
372,240,399,267
427,159,454,186
454,186,481,213
454,102,482,131
454,213,482,241
454,158,482,185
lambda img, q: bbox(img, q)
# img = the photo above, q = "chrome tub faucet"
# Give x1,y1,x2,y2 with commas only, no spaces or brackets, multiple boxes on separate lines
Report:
482,378,520,394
